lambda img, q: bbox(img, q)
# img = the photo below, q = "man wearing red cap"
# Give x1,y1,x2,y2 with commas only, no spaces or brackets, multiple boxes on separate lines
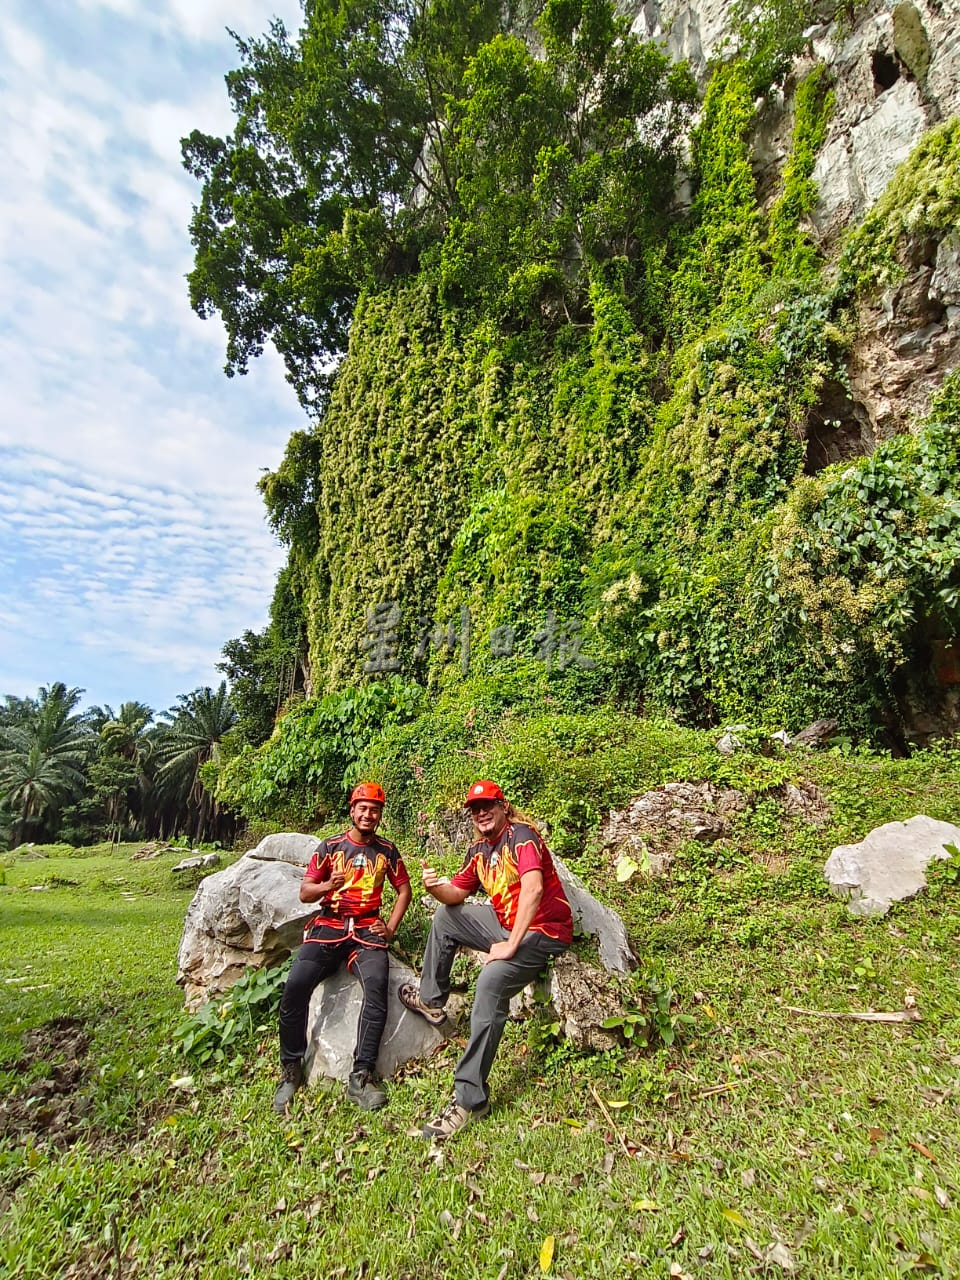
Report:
400,780,572,1139
273,782,412,1114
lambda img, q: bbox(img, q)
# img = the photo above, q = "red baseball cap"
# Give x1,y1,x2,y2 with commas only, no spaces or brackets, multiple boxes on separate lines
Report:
463,780,505,807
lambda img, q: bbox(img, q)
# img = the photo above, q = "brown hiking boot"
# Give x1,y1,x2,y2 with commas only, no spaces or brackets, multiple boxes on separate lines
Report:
399,982,447,1027
421,1096,490,1140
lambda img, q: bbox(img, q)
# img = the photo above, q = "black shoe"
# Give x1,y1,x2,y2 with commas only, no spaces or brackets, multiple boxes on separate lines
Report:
273,1059,303,1114
347,1070,387,1111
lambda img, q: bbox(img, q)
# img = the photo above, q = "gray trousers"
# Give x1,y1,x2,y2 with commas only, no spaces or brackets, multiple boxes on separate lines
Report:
420,902,568,1111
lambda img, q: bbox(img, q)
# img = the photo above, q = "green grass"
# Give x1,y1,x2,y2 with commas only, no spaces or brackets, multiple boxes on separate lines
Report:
1,751,959,1280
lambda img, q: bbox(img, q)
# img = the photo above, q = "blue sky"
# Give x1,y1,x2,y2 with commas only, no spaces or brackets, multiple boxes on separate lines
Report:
0,0,306,717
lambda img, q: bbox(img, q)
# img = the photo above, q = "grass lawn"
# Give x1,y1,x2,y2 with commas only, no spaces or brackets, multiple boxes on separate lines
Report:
1,749,959,1280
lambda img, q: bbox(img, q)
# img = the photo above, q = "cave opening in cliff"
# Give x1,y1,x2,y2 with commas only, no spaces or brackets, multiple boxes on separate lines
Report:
803,382,876,474
872,50,901,93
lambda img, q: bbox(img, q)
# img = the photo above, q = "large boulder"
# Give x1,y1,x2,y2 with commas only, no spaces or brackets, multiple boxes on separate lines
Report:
176,833,319,1008
177,832,449,1080
824,815,960,916
304,957,445,1084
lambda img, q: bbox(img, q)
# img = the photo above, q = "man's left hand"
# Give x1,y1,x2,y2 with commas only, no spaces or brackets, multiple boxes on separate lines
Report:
368,919,393,941
483,940,516,963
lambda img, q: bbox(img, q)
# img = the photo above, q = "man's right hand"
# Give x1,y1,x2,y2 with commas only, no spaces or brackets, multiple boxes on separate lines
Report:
324,870,347,893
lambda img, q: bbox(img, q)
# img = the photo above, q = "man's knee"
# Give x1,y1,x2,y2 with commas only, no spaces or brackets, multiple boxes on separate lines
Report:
352,944,387,985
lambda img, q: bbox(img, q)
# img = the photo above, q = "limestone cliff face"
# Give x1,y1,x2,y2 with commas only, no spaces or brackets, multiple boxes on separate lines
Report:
626,0,959,236
625,0,960,445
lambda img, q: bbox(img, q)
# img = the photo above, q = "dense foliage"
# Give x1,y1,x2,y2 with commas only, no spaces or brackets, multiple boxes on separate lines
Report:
213,676,425,827
183,0,960,828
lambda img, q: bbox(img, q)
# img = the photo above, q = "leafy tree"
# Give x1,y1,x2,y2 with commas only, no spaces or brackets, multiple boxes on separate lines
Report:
438,0,696,323
0,694,35,728
183,0,506,409
0,742,88,846
99,701,155,762
217,566,309,744
0,684,94,845
93,702,156,838
218,629,285,746
213,676,425,825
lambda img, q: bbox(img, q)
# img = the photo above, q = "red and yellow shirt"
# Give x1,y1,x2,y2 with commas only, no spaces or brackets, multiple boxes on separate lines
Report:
451,821,573,944
303,831,409,945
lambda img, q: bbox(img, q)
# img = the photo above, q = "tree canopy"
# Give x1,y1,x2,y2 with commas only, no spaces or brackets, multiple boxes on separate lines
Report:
183,0,695,409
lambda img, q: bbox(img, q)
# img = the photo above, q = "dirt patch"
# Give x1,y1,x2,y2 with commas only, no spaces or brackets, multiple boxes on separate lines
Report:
0,1016,92,1150
752,847,793,874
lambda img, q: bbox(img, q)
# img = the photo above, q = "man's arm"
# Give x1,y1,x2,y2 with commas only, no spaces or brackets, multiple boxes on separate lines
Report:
368,879,413,940
421,863,471,907
299,871,346,903
299,853,345,904
484,869,543,963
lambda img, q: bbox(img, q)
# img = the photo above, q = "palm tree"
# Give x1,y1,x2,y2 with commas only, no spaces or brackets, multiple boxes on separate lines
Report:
152,683,238,843
0,734,89,845
95,702,156,840
100,701,154,763
0,684,93,845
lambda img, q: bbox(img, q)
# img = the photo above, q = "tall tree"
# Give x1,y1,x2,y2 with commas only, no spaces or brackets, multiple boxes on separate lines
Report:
94,702,156,838
182,0,506,409
0,684,93,844
438,0,696,321
152,684,239,843
0,742,88,846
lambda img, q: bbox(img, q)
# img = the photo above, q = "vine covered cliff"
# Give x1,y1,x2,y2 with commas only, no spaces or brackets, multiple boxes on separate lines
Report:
188,0,960,784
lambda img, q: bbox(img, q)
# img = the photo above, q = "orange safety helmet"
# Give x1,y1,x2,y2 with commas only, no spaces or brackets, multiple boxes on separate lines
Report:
349,781,386,806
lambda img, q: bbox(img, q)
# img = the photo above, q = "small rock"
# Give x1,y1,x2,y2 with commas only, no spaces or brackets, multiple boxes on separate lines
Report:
716,728,746,755
793,718,839,748
172,856,205,873
825,815,960,916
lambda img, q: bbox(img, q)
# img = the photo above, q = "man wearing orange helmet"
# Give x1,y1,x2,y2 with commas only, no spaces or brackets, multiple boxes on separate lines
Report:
400,780,573,1139
273,781,412,1114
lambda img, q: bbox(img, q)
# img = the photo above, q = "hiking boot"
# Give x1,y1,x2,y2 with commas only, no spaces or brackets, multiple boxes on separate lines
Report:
347,1070,387,1111
272,1059,303,1114
399,982,447,1027
421,1096,490,1141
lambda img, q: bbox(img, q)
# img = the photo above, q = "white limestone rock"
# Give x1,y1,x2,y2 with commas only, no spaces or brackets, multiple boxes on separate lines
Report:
553,854,636,975
304,957,445,1084
176,833,320,1008
850,80,927,204
246,832,319,867
824,815,960,916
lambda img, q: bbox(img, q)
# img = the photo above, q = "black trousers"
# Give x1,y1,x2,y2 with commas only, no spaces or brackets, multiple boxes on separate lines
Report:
278,938,389,1074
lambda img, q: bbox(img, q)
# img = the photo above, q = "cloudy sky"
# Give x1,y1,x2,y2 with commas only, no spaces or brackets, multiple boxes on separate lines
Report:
0,0,307,716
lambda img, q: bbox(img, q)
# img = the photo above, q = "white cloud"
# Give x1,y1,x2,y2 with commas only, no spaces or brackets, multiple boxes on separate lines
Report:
0,0,305,711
